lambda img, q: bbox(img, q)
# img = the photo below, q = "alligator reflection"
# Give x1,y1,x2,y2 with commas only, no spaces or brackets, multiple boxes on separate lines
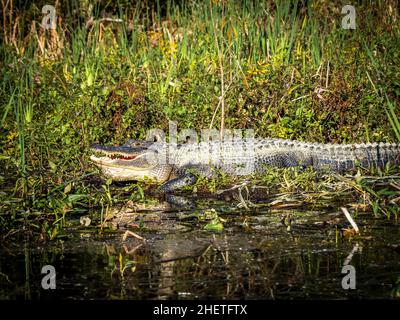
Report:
1,195,400,299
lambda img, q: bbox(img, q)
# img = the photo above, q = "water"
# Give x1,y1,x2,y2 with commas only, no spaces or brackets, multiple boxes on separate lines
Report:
1,196,399,300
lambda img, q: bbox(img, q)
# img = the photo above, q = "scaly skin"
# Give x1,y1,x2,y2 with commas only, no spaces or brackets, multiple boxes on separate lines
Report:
90,138,400,192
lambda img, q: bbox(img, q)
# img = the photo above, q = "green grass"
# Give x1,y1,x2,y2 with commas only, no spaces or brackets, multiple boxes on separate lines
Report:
0,0,400,239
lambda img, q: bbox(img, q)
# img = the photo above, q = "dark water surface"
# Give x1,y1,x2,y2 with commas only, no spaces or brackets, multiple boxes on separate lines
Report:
1,198,400,300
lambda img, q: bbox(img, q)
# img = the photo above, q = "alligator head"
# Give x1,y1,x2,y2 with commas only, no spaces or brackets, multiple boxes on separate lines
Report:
90,139,173,182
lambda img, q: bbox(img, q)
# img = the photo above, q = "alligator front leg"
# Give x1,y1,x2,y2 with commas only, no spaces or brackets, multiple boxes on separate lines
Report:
157,164,216,193
158,172,198,193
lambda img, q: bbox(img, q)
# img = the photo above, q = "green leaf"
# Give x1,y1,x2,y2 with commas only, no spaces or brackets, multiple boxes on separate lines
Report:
50,228,58,240
64,183,72,194
137,185,144,199
48,160,57,172
67,194,88,203
204,218,224,231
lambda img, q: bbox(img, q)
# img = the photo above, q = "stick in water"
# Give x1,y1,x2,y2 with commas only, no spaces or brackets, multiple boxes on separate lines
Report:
341,207,360,233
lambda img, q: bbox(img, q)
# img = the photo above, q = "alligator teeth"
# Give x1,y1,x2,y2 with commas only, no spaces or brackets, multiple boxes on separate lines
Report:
109,154,136,160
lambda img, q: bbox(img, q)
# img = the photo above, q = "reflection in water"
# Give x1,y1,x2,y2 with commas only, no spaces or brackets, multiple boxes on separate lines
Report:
343,244,362,266
0,197,400,300
157,249,175,299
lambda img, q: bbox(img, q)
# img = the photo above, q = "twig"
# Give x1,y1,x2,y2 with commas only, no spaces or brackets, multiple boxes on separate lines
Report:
390,182,400,191
122,230,145,242
361,175,400,181
86,16,124,28
325,60,330,88
341,207,359,233
209,0,226,139
216,180,250,194
209,74,236,130
237,186,250,210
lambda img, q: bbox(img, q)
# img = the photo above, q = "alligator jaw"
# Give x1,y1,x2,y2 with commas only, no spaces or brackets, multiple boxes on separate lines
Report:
89,142,150,167
89,153,148,169
90,156,158,181
89,142,171,182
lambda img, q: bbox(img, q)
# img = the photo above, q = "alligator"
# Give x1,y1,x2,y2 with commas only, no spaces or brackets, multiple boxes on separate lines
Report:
90,138,400,192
